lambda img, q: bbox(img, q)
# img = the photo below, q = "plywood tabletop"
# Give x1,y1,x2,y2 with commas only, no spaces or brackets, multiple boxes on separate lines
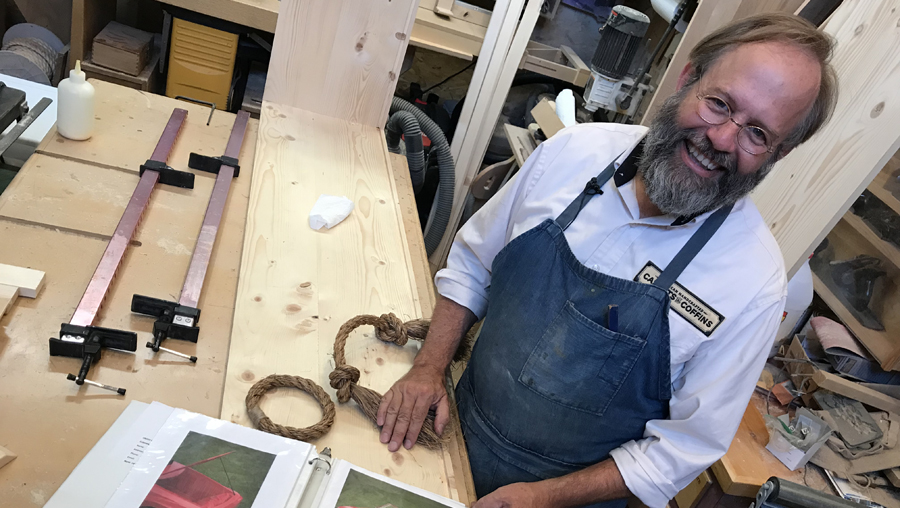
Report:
0,81,258,505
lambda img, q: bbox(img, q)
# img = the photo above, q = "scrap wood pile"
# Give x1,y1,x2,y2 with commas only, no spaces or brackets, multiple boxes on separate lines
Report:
761,316,900,506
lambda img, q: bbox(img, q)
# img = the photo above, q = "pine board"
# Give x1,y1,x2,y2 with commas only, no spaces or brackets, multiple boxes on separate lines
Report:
752,1,900,279
0,263,44,299
0,444,16,470
221,103,463,501
390,153,477,504
0,283,18,317
264,0,419,127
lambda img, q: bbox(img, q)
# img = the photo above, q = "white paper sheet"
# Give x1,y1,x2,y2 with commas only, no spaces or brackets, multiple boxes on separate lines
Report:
104,407,316,508
318,460,465,508
45,401,175,508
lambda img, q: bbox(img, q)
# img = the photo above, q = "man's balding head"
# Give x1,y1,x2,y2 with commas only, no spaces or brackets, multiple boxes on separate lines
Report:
685,12,837,147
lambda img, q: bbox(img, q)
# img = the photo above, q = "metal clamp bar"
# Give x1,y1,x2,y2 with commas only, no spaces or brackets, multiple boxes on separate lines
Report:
69,109,188,327
179,110,250,309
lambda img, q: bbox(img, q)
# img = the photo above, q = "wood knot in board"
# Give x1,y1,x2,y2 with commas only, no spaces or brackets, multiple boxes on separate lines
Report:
395,32,406,40
283,134,296,141
383,468,392,477
389,71,396,81
392,452,404,465
356,32,368,52
253,295,262,302
854,24,864,36
242,370,256,381
871,101,885,118
285,304,302,314
376,357,384,365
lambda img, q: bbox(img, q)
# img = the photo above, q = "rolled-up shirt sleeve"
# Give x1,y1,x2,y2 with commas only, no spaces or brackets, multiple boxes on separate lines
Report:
435,140,557,318
610,290,786,508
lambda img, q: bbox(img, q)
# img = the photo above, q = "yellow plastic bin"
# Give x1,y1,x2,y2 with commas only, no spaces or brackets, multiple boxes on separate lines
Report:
165,17,238,109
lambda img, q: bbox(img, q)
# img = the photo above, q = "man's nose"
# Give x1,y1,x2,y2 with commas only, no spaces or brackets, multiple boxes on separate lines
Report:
705,120,740,154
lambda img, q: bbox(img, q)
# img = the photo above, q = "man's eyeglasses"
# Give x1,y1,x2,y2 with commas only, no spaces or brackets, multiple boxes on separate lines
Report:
695,87,776,156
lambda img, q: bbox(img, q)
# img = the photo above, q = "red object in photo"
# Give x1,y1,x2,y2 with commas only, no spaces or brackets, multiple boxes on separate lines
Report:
141,457,243,508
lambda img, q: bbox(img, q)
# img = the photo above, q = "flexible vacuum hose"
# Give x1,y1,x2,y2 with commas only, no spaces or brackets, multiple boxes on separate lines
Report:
385,111,426,193
389,97,455,256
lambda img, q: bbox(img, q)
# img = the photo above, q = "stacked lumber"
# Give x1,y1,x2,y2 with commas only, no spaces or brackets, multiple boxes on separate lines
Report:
91,21,152,76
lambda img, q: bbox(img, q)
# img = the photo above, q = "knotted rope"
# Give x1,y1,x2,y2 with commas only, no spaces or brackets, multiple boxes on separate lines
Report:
245,374,336,442
328,313,475,450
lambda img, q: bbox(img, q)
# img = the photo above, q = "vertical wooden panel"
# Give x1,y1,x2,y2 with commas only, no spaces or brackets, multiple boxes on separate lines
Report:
264,0,420,127
753,0,900,278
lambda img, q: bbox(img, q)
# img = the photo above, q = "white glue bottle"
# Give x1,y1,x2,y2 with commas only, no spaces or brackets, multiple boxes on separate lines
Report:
57,60,95,140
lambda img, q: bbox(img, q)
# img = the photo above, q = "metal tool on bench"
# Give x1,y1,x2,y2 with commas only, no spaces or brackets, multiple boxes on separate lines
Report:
751,476,861,508
49,109,194,394
0,82,51,160
132,110,251,362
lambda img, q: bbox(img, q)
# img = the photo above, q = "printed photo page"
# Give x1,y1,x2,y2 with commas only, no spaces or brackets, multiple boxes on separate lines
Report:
104,406,317,508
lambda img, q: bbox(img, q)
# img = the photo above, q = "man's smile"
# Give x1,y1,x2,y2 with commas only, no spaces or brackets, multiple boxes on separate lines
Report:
681,140,724,179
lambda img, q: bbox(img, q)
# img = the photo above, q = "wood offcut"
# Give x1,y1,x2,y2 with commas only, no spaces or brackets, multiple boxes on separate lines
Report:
91,21,153,76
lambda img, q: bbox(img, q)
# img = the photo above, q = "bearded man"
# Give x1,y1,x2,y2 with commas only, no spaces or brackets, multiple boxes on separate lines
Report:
378,13,838,508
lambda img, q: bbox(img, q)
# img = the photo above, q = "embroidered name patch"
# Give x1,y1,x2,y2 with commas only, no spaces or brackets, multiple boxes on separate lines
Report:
634,261,724,336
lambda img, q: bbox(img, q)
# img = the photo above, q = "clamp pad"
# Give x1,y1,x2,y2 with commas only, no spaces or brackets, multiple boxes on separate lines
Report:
49,323,138,359
140,159,195,189
132,294,201,343
188,152,240,177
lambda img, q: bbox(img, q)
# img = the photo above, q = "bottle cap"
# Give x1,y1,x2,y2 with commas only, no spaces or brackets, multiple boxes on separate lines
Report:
69,60,86,83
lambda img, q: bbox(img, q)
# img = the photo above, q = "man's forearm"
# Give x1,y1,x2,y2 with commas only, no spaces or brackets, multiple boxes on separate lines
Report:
537,459,631,507
414,295,478,372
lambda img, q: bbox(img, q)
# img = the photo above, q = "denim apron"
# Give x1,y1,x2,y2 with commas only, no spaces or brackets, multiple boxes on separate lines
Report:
456,157,732,507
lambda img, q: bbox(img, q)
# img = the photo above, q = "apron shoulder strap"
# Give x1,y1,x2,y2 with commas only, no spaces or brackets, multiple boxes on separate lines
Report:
653,203,734,290
556,158,619,231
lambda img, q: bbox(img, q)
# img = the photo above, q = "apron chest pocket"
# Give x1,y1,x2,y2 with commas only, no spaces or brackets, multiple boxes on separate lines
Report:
519,300,646,417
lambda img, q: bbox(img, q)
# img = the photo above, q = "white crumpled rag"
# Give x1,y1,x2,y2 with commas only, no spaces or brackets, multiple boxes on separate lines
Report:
309,194,355,230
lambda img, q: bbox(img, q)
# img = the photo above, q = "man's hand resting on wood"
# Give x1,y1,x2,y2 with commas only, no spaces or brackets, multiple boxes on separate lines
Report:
377,362,449,452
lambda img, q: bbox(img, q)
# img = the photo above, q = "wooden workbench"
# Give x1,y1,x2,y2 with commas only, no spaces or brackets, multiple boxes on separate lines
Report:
0,80,473,505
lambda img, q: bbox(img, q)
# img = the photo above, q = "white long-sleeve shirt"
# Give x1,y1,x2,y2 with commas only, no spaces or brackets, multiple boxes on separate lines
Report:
436,123,786,507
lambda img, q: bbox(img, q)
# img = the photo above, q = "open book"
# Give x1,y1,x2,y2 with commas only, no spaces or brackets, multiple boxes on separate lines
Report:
45,401,465,508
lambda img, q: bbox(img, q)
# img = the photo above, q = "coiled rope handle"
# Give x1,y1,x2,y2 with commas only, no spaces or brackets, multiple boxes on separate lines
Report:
245,374,336,442
328,313,474,450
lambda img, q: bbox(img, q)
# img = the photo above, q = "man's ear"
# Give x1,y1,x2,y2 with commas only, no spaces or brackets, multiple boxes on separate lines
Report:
676,63,695,91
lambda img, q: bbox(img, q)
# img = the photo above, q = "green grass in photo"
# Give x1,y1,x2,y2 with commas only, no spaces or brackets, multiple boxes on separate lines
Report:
164,431,277,508
335,469,451,508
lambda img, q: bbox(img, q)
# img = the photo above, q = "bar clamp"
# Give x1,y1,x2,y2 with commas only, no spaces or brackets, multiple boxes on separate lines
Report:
132,294,200,362
48,323,137,394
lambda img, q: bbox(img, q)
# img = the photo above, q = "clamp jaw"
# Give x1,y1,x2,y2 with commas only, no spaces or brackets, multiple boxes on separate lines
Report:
188,152,240,177
139,159,196,189
132,294,200,362
48,323,137,395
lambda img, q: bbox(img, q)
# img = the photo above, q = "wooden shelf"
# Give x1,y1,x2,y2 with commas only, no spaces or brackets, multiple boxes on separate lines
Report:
812,272,900,371
869,149,900,215
870,169,900,217
841,212,900,269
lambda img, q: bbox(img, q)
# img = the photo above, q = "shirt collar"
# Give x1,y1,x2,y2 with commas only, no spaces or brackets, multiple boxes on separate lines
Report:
612,139,702,227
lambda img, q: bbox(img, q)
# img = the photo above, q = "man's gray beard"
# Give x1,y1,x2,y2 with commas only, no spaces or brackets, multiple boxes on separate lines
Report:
639,86,778,218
